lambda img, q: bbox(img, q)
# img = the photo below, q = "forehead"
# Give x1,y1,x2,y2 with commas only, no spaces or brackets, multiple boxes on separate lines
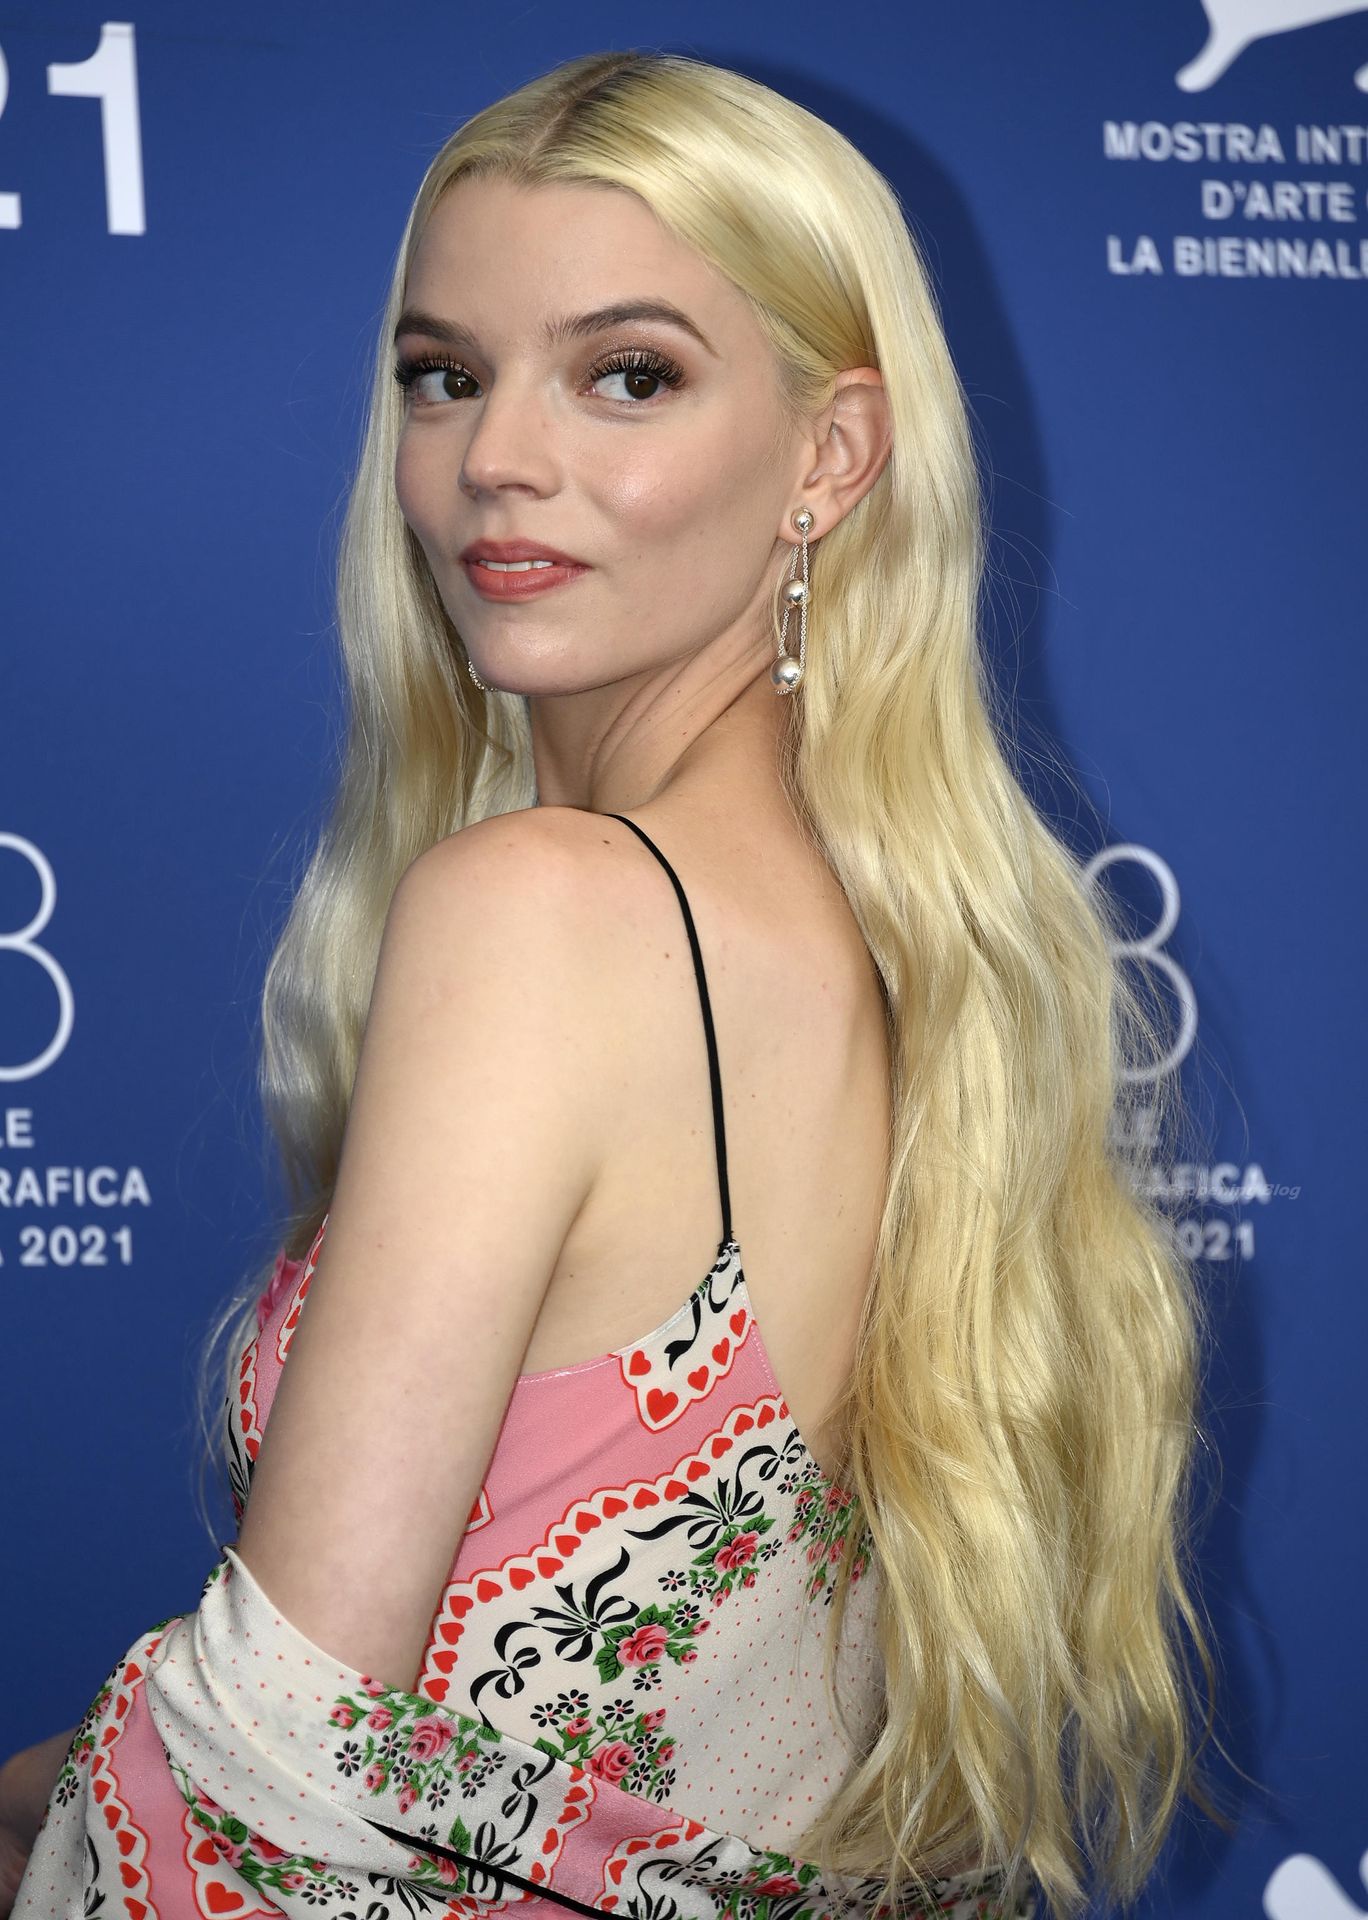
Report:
405,174,750,342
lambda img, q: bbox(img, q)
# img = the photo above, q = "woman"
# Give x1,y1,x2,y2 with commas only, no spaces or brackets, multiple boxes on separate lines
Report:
1,48,1219,1920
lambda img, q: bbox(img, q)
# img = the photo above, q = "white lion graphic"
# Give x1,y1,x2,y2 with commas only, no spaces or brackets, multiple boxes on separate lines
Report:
1176,0,1368,89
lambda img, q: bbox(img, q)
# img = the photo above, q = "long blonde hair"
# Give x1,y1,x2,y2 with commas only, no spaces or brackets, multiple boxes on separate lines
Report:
195,49,1223,1918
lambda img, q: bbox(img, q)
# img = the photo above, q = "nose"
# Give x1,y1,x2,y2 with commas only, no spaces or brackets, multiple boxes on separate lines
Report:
458,371,559,498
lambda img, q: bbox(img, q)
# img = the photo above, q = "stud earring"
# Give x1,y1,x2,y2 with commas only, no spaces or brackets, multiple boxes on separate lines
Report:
772,507,813,694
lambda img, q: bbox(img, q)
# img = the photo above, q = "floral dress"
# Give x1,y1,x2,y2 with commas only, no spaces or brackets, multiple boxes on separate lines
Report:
13,816,1036,1920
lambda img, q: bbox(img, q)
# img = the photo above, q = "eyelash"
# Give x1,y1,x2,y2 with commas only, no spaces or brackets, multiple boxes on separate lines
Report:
391,345,687,409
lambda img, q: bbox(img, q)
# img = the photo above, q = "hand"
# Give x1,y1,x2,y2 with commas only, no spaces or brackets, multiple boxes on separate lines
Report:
0,1730,79,1917
0,1816,29,1919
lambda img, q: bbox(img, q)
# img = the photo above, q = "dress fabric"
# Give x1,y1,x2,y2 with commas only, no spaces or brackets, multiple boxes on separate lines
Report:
14,815,1036,1919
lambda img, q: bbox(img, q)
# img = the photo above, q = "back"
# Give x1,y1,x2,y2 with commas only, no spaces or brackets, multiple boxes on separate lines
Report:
519,805,895,1490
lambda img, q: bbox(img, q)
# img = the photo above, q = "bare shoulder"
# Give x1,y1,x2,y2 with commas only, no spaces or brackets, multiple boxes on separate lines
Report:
378,808,663,1119
398,805,649,963
407,802,629,895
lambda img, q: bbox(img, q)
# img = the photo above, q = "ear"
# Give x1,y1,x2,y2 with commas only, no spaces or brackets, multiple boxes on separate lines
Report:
784,369,892,541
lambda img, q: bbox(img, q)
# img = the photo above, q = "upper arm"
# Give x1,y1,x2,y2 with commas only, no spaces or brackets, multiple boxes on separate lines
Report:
233,810,614,1691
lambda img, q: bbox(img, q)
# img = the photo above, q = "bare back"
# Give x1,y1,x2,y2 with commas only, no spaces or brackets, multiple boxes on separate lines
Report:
516,806,892,1486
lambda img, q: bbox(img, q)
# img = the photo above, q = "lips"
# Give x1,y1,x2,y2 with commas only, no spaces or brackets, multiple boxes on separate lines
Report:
462,553,591,602
460,538,586,566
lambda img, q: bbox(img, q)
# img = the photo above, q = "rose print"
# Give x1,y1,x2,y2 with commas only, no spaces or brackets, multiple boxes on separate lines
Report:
753,1872,802,1896
407,1715,456,1762
619,1621,670,1666
713,1528,760,1572
586,1740,635,1784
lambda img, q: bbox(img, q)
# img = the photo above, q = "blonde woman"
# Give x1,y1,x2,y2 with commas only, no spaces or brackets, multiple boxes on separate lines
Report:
2,49,1220,1920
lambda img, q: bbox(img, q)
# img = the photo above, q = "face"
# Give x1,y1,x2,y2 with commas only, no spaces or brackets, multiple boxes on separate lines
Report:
392,175,808,698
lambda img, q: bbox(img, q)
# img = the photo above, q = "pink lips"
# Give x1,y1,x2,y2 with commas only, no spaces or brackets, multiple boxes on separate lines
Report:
462,555,591,601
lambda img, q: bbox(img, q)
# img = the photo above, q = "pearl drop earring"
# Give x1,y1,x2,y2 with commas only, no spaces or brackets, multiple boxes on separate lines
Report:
772,506,813,694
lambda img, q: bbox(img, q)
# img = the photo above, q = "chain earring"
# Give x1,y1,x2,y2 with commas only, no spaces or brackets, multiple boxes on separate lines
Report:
772,506,813,694
464,650,489,693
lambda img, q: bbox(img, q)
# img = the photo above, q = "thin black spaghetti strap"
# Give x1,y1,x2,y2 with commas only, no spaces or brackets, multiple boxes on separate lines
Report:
604,814,733,1246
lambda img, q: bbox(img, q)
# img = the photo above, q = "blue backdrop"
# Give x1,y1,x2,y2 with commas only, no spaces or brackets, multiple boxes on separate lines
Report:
2,7,1364,1917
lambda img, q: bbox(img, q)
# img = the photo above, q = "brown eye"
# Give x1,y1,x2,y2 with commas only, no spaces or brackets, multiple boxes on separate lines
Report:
586,347,686,405
392,355,479,404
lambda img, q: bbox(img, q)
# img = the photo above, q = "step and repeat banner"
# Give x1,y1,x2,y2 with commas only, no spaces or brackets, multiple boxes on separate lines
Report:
2,6,1363,1916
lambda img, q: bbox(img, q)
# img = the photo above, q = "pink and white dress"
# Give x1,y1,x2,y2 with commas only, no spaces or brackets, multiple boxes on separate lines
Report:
14,814,1034,1920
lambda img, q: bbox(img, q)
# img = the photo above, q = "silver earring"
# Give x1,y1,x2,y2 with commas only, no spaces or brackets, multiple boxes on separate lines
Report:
464,650,489,693
772,506,813,694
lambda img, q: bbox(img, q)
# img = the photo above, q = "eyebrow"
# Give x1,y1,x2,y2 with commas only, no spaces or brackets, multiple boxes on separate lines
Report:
392,298,719,359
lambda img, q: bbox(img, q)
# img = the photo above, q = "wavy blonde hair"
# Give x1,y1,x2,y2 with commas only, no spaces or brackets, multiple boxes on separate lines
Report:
195,49,1224,1919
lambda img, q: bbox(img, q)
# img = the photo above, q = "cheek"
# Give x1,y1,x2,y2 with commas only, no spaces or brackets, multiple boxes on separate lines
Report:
622,475,764,580
593,446,718,549
604,403,778,550
393,434,446,547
